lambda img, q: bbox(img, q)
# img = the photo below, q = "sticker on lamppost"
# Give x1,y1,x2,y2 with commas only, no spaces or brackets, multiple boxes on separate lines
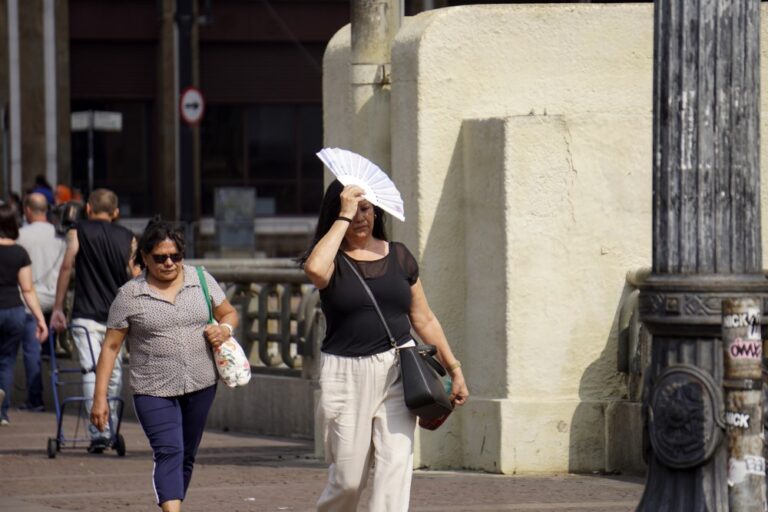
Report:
179,87,205,126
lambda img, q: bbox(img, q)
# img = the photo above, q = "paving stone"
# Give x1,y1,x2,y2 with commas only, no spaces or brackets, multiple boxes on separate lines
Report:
0,410,644,511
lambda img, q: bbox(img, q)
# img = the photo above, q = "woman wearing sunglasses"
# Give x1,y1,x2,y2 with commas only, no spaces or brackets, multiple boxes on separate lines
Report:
90,218,238,512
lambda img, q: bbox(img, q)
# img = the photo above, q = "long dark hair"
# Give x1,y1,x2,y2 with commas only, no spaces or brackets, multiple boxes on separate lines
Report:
134,216,185,270
0,203,20,240
297,180,387,267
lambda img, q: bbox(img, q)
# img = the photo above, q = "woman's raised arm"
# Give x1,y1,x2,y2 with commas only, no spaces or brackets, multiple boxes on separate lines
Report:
303,185,365,288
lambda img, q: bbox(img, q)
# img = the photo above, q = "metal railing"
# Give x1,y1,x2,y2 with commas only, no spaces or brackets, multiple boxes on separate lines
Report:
187,259,323,378
52,259,323,379
118,218,317,259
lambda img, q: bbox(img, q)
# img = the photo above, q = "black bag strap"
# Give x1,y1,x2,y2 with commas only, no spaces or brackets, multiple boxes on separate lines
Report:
340,253,448,377
340,254,397,348
417,344,447,376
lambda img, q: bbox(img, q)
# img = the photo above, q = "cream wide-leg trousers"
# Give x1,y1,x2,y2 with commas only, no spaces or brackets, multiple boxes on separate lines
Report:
317,345,417,512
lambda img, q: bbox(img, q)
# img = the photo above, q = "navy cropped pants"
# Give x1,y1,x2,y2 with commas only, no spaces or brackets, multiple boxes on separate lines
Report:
133,384,216,506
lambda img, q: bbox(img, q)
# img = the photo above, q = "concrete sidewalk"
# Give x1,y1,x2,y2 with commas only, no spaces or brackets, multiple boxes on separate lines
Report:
0,410,644,511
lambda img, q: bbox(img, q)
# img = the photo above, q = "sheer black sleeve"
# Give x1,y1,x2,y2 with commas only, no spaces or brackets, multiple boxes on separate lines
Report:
392,242,419,285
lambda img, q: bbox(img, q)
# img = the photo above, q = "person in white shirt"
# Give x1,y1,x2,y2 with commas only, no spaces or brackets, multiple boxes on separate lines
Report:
16,192,65,410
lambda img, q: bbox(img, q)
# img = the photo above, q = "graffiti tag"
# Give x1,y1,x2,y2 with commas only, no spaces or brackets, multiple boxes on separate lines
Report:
724,308,761,339
728,338,762,359
725,411,750,429
728,456,767,485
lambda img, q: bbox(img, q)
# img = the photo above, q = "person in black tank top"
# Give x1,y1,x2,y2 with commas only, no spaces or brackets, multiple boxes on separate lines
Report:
0,204,49,425
50,189,139,453
70,219,134,322
299,180,469,511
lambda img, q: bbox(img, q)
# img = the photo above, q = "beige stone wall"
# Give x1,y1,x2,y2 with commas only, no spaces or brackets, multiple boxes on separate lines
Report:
323,4,768,474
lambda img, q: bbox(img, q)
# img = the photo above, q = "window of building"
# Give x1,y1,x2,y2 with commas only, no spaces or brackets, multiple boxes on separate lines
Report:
70,100,154,217
200,103,323,216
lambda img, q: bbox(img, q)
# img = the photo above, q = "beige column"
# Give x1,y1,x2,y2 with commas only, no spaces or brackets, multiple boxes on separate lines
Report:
0,0,69,194
0,0,9,197
6,0,21,193
349,0,401,175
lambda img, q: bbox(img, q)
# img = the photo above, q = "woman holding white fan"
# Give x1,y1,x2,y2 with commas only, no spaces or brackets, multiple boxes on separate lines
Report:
300,150,469,511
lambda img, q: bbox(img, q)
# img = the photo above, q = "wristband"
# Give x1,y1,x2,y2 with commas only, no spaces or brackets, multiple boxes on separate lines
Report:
336,216,353,223
220,323,234,338
447,360,462,372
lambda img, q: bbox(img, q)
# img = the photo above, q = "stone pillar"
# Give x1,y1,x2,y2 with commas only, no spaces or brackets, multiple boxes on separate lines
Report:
349,0,401,174
18,0,45,193
637,0,768,510
157,0,178,221
0,0,69,196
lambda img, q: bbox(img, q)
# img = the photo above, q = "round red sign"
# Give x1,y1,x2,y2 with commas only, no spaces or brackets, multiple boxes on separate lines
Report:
179,87,205,125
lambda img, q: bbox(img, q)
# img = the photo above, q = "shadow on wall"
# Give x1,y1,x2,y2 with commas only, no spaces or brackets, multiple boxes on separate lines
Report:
413,131,468,469
569,280,646,475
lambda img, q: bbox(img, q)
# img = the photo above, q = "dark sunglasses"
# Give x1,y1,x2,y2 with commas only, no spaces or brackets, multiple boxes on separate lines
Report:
150,252,183,264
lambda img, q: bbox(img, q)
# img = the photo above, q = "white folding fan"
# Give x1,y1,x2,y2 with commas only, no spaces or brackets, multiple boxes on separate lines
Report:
316,147,405,221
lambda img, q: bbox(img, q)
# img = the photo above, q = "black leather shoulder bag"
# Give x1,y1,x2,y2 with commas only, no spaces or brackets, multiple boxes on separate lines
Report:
341,254,454,422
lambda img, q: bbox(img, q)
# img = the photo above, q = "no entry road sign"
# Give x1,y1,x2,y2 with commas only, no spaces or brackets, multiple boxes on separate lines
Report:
180,87,205,125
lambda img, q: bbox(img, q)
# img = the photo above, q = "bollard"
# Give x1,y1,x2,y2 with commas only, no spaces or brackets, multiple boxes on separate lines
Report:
722,298,766,511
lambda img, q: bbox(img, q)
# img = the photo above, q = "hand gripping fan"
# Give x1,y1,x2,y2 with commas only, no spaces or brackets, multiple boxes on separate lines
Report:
316,147,405,222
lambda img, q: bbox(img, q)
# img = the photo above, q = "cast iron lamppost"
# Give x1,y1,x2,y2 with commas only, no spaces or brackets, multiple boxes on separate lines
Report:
637,0,768,510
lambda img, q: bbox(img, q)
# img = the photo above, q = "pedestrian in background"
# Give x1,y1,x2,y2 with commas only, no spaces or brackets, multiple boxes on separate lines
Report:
300,181,469,511
16,192,66,411
0,204,49,426
51,188,139,453
91,219,238,512
32,175,55,206
7,192,22,224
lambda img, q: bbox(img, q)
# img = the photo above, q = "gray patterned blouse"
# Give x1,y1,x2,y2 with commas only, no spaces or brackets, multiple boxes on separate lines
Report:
107,264,225,397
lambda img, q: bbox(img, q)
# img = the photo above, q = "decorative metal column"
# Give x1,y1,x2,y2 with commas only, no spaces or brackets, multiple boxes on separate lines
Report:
637,0,767,510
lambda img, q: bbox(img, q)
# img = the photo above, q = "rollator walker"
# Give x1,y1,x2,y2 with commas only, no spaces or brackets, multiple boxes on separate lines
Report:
46,324,126,458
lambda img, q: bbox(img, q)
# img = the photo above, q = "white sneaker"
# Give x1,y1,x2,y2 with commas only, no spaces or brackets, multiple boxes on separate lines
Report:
0,418,9,426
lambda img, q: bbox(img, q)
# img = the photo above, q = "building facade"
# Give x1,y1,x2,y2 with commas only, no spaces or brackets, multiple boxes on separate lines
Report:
0,0,348,226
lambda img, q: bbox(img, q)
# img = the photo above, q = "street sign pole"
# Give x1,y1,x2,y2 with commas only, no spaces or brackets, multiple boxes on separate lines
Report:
176,0,194,226
722,299,766,511
174,0,207,256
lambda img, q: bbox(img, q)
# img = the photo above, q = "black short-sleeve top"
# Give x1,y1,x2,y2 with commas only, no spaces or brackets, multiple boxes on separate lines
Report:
319,242,419,357
0,244,30,309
